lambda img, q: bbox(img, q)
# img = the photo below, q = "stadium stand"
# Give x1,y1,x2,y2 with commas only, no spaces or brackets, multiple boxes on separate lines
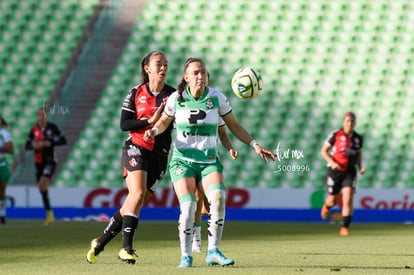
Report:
3,0,413,190
0,0,99,179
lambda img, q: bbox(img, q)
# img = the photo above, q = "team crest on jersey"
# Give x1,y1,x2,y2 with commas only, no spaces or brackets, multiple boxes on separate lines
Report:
353,137,360,147
206,98,214,109
175,165,183,176
129,158,137,167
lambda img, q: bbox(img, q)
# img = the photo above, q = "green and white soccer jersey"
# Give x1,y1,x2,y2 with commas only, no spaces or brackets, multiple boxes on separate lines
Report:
0,128,12,167
164,87,232,163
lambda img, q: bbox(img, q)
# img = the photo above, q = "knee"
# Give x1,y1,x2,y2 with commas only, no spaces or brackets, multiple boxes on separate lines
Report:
207,189,226,213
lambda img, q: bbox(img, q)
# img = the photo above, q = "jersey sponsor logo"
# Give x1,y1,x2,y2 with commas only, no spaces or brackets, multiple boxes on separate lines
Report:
138,96,147,104
343,148,358,156
137,107,146,113
188,109,206,124
182,130,211,138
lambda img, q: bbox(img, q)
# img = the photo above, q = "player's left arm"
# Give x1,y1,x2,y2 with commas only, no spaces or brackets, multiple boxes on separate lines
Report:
51,125,67,146
357,149,365,174
222,112,274,162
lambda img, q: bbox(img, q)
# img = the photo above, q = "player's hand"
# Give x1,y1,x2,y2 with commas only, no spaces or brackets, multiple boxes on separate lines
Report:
43,141,52,147
253,144,275,162
359,167,366,175
144,129,156,142
33,141,44,149
229,149,239,160
148,102,165,126
330,162,341,170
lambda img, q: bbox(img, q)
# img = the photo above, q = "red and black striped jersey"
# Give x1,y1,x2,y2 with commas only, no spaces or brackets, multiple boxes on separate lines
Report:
25,122,67,163
121,83,175,154
325,129,363,171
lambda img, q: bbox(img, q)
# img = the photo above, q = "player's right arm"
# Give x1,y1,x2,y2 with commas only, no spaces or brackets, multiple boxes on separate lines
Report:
218,125,238,160
144,112,174,141
25,128,36,150
0,130,13,154
320,142,340,170
120,88,151,131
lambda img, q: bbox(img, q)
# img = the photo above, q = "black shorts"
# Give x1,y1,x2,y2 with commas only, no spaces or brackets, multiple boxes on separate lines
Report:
121,140,168,193
325,167,357,195
35,162,56,182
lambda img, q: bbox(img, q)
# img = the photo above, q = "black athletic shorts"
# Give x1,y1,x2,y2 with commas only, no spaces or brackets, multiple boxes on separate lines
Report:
35,162,56,182
325,167,357,195
122,139,168,193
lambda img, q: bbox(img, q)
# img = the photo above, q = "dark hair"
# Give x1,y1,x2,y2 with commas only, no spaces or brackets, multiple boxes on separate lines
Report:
177,57,205,102
140,51,166,83
0,116,8,127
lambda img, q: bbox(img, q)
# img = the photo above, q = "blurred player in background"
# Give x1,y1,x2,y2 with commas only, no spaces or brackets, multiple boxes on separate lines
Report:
320,111,365,236
0,116,14,224
144,57,274,268
25,108,67,225
86,51,175,265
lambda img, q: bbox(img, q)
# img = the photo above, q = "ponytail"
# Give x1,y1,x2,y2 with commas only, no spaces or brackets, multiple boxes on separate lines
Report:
177,77,186,102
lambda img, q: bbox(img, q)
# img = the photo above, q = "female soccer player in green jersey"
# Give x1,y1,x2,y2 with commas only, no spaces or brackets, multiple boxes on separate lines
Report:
144,57,275,268
0,116,14,224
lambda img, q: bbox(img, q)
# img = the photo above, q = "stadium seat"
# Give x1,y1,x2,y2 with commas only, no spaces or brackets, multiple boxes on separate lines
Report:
46,0,414,191
0,0,99,170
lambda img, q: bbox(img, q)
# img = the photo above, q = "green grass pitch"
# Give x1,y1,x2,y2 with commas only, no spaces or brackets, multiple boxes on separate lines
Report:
0,220,413,274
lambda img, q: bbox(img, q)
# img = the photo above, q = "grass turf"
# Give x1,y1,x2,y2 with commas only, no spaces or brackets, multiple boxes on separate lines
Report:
0,220,413,274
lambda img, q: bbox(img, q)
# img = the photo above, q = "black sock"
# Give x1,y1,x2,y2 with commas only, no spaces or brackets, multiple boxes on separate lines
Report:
342,215,352,228
41,191,51,210
122,215,139,252
96,211,123,253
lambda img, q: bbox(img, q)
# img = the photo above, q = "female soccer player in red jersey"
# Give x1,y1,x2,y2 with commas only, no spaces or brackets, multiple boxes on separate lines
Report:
320,112,365,236
25,109,67,225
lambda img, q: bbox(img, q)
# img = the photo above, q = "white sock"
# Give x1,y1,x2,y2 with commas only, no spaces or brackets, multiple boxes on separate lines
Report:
193,224,201,243
0,198,5,217
178,200,196,257
206,188,226,251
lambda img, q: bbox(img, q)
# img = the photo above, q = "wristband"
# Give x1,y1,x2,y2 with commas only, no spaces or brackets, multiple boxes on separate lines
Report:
249,139,259,148
152,127,159,136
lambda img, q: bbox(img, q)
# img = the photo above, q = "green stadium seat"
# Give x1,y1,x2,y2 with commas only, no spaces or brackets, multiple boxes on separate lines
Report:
43,0,414,190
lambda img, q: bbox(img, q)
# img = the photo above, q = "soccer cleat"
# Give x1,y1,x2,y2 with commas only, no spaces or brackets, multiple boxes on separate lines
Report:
178,256,193,268
339,227,349,236
118,248,138,264
0,216,5,224
44,210,55,225
86,238,99,264
206,248,235,266
320,205,330,220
